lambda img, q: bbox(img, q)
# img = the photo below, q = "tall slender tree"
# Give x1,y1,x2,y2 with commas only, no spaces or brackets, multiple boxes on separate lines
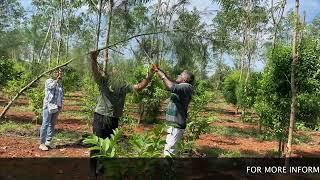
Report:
286,0,300,158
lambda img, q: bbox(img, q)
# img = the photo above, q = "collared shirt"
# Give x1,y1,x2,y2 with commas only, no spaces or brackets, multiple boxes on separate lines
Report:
95,78,133,118
43,78,64,109
165,83,193,129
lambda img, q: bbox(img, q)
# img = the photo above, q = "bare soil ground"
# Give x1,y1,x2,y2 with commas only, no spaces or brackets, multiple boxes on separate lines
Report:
1,92,320,157
196,100,320,157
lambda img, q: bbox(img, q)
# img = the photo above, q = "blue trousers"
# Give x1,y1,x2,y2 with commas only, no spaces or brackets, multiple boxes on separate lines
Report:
39,107,61,144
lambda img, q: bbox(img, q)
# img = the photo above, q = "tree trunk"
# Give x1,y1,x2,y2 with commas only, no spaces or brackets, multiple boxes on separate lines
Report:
57,0,64,64
239,34,246,82
103,0,114,74
160,0,171,63
278,138,282,157
245,0,252,85
39,16,54,62
66,7,70,59
271,0,287,51
216,50,223,89
286,0,299,159
48,18,55,67
258,118,262,134
138,103,145,124
278,138,286,157
96,0,104,50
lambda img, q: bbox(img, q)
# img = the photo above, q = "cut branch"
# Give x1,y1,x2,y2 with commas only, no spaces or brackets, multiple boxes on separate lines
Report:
0,58,73,119
0,28,215,119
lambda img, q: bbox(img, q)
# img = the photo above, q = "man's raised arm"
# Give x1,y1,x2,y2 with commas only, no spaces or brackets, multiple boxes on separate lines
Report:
90,51,104,82
155,68,176,90
132,69,154,92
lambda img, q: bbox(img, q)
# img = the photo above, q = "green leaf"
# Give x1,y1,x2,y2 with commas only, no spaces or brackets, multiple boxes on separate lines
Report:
83,135,99,145
104,139,110,154
110,147,116,157
89,146,101,151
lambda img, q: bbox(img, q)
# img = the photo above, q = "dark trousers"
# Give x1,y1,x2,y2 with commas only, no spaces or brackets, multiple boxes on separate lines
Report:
90,113,119,177
92,112,119,139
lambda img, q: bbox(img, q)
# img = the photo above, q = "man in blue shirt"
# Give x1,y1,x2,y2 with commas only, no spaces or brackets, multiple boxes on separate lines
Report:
153,66,194,156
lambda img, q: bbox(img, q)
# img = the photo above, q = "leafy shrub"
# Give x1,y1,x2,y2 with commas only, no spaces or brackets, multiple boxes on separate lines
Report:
185,80,215,142
131,65,168,123
120,105,137,128
236,72,261,112
61,66,82,92
128,124,166,157
26,84,44,122
186,117,213,141
255,40,320,141
0,59,20,88
83,128,123,158
81,74,99,124
2,60,29,99
84,124,166,158
222,70,241,106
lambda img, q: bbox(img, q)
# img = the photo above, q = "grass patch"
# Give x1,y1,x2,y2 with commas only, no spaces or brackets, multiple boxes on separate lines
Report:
293,133,312,144
209,124,312,145
210,126,258,138
55,130,83,143
258,131,312,144
9,105,31,113
120,115,138,128
220,150,242,157
63,99,83,106
199,147,243,157
0,121,36,136
61,110,88,120
240,116,258,124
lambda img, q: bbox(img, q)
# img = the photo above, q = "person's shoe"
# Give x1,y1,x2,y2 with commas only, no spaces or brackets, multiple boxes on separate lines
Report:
45,141,56,149
39,144,49,151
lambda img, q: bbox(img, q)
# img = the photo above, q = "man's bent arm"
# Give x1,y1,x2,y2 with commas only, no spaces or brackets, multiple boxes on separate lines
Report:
156,70,175,90
133,72,154,92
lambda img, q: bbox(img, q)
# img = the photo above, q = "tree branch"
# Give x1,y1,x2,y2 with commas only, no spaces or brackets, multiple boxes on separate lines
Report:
0,28,218,119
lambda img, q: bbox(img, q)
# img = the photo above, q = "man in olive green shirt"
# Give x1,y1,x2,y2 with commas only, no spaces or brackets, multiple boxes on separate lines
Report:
90,51,154,139
89,51,154,176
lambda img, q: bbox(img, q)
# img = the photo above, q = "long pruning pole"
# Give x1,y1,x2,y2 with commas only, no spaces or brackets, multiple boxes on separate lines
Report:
135,38,153,65
0,28,215,119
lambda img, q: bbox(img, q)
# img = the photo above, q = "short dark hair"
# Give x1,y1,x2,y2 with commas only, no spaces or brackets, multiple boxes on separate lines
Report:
183,70,194,84
50,68,62,77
